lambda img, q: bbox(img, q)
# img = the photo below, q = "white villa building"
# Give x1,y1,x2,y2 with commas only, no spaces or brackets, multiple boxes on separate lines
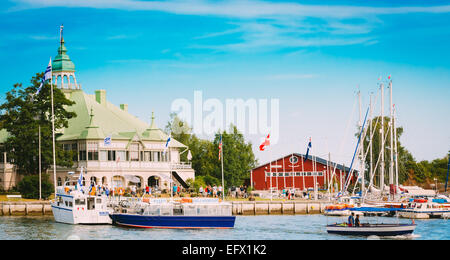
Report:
0,34,195,191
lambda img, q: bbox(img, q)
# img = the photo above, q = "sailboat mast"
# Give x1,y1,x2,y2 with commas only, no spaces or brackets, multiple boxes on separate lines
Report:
369,93,374,192
393,104,399,197
380,82,385,195
359,90,365,196
389,80,394,200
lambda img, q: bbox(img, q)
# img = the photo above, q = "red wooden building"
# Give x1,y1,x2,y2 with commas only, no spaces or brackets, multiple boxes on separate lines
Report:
250,153,354,191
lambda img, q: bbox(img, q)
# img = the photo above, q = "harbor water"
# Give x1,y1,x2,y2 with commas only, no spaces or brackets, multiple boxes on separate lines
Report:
0,215,448,240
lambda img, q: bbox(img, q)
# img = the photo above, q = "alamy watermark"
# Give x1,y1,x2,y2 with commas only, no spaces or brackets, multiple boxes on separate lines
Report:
170,91,280,144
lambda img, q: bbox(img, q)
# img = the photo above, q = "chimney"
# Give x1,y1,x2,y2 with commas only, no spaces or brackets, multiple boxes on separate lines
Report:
95,90,106,106
120,104,128,112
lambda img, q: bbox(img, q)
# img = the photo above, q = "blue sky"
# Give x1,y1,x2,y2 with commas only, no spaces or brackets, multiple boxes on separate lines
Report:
0,0,449,166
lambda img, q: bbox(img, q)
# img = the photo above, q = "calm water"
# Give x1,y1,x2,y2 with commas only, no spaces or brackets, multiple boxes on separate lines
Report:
0,215,448,240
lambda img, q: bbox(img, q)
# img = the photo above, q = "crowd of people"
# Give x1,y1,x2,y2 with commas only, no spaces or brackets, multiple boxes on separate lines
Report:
198,185,224,198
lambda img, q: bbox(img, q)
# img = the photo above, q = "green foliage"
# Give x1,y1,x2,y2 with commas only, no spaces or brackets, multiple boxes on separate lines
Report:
0,72,76,175
166,115,257,188
17,174,53,199
360,116,449,186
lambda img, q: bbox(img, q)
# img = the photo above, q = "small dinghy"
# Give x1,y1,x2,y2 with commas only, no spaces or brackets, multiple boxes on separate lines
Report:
326,207,416,236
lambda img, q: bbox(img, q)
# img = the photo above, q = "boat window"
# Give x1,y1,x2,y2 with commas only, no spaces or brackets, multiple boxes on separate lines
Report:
68,201,73,207
96,198,102,204
87,198,95,210
75,199,86,205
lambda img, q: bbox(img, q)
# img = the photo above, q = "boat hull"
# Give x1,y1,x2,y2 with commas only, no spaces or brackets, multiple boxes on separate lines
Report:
326,224,416,236
109,214,236,229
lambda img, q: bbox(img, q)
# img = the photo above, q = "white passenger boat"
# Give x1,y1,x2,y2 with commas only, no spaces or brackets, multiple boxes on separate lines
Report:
398,200,450,219
51,169,112,225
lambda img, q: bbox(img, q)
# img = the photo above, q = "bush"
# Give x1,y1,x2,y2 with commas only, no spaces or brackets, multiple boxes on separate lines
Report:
17,174,53,199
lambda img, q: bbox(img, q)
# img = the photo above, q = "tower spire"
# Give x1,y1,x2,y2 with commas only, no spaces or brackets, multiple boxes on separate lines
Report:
52,25,79,90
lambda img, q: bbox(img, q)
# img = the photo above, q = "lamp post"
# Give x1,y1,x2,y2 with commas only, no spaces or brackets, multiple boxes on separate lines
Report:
434,178,438,194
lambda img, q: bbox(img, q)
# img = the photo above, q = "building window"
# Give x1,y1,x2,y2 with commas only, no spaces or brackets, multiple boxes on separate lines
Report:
88,142,98,160
116,150,126,162
99,150,107,161
144,151,151,161
153,151,160,162
130,143,139,161
57,177,62,186
79,142,87,161
108,150,116,161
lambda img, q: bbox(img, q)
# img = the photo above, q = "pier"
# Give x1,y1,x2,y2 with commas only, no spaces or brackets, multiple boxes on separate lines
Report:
0,200,329,216
0,201,52,216
231,201,328,215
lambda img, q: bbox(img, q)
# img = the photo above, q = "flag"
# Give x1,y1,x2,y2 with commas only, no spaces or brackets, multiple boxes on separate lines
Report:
304,138,312,162
164,134,171,156
388,75,391,80
77,167,84,192
259,133,270,151
165,135,171,149
104,135,112,146
218,134,223,160
187,150,192,161
36,58,52,96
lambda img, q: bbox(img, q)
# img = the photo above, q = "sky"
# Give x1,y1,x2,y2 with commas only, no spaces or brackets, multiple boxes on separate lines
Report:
0,0,449,167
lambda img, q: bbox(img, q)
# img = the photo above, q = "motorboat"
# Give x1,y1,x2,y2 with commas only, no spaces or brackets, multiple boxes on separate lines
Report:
51,187,112,225
51,169,112,225
398,199,450,219
326,223,416,236
109,197,236,229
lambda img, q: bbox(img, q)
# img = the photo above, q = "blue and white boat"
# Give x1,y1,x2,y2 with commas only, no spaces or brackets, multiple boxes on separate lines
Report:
109,198,236,229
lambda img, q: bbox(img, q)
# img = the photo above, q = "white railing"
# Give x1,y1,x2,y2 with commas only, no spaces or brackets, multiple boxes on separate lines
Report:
55,161,192,170
170,162,192,169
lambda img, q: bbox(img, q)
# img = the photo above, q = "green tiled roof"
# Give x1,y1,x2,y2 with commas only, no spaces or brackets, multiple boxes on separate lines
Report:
57,90,186,148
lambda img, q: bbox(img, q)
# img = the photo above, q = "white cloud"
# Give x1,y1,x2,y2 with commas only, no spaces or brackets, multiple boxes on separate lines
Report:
8,0,450,52
9,0,450,18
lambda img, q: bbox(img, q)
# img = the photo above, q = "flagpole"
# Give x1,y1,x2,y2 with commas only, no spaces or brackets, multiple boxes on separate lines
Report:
50,63,57,197
220,134,225,201
39,125,42,200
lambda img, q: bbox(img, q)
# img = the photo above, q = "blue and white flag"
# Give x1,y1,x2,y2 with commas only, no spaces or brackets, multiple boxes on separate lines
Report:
36,58,52,96
77,167,84,192
304,138,312,162
104,135,112,146
165,135,171,149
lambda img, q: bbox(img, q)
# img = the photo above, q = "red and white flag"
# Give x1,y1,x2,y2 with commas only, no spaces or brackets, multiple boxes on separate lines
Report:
259,134,270,151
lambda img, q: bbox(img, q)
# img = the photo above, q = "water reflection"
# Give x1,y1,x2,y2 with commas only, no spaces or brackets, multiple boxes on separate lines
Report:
0,215,448,240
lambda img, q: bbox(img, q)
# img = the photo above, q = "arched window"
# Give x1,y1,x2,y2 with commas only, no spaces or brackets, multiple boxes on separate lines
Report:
63,75,69,89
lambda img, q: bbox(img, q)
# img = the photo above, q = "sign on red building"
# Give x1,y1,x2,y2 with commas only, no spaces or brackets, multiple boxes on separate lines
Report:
250,154,353,191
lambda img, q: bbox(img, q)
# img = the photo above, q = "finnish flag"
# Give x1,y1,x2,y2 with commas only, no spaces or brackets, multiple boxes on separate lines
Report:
36,58,52,95
77,167,84,192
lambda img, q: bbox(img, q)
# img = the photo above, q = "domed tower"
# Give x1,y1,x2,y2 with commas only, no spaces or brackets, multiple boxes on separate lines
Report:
52,25,79,90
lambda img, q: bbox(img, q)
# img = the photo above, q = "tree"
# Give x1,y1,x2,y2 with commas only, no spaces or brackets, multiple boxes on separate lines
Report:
213,126,257,187
0,72,76,175
360,116,415,186
17,174,53,199
165,115,257,188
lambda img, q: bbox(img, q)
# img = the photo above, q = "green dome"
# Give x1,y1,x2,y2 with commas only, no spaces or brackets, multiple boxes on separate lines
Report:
52,38,75,72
